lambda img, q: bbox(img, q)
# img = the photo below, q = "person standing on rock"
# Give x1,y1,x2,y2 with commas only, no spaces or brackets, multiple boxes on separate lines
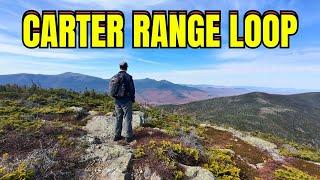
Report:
109,61,135,143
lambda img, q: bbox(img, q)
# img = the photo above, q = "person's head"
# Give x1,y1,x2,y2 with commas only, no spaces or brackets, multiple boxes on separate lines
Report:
119,61,128,71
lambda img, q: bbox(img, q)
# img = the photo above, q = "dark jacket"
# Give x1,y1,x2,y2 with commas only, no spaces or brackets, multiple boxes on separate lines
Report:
115,71,135,103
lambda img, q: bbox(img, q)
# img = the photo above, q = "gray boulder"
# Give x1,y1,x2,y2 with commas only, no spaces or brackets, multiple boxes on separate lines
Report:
182,165,215,180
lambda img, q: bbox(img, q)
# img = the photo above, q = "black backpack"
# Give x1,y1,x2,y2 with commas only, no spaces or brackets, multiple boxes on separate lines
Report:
109,72,128,98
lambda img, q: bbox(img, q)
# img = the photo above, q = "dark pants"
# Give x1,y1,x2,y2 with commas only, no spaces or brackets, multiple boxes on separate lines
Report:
115,100,133,139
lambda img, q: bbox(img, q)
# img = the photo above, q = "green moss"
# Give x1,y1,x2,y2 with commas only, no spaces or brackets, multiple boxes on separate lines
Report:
274,166,316,180
0,163,34,180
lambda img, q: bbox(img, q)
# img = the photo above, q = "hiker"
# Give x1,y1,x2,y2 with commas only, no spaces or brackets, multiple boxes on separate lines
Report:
109,61,135,143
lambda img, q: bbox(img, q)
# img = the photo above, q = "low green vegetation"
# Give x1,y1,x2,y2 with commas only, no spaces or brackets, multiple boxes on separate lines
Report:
142,105,320,179
203,149,240,179
142,107,196,135
274,166,317,180
0,84,115,179
0,163,34,180
134,139,240,180
135,107,242,179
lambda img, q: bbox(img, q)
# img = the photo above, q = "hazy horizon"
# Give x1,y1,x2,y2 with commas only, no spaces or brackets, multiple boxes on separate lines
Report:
1,0,320,89
1,71,319,91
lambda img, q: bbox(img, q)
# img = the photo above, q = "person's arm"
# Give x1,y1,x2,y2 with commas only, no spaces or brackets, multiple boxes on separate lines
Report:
129,76,135,102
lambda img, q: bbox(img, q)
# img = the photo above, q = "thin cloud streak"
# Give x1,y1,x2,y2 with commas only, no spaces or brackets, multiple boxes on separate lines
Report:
134,47,320,89
134,58,170,66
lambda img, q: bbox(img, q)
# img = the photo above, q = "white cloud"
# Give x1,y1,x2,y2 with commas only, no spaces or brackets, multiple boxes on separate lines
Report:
0,24,9,31
0,31,170,66
0,33,129,60
133,58,169,66
134,47,320,89
0,43,82,60
0,41,164,64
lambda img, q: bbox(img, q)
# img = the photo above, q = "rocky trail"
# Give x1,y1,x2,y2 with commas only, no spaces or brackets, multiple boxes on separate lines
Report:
73,111,319,180
78,111,145,180
199,124,320,179
77,111,216,180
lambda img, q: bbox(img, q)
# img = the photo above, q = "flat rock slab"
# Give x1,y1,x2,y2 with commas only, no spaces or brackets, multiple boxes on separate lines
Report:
183,164,216,180
79,111,145,180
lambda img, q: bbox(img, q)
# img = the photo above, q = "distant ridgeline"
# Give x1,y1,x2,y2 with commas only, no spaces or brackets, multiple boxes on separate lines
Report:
161,92,320,148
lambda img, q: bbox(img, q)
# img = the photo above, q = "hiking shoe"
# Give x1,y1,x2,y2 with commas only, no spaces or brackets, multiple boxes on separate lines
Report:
93,137,102,144
113,136,124,141
126,137,134,143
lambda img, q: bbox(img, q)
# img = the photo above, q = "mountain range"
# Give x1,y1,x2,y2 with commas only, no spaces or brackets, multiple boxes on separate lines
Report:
0,72,318,105
187,84,318,97
0,72,209,105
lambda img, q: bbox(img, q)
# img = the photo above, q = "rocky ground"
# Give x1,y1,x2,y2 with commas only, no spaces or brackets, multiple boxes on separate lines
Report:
74,112,320,180
198,124,320,179
77,111,144,179
77,111,218,180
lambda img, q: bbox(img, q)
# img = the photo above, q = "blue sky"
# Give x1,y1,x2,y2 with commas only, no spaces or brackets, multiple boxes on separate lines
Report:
0,0,320,89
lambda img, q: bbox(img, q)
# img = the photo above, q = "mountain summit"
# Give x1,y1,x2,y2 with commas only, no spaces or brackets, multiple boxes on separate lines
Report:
0,73,211,105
